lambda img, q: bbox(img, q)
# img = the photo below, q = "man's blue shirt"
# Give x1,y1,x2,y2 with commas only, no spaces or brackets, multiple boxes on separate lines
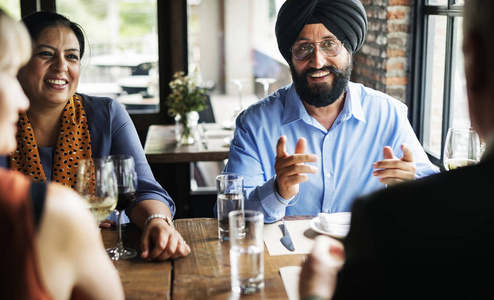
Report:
224,82,438,222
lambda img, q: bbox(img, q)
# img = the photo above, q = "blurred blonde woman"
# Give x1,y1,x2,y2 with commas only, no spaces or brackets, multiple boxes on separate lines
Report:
0,8,123,299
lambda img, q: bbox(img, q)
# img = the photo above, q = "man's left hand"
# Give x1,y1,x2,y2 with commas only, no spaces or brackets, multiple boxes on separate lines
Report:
372,143,416,185
140,218,191,261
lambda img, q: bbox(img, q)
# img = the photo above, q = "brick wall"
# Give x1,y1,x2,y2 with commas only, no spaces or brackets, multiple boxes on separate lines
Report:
352,0,413,104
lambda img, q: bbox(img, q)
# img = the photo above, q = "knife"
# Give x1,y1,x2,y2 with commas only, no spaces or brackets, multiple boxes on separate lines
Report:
280,218,295,251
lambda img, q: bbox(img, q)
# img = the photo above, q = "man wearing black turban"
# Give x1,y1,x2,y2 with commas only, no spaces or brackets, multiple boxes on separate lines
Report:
223,0,437,224
275,0,368,62
276,0,368,109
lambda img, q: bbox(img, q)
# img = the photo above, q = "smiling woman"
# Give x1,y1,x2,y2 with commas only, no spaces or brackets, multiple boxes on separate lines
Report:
18,26,81,128
9,11,191,262
14,13,86,182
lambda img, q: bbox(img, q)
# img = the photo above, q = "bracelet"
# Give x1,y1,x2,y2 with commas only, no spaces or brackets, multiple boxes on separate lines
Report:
144,214,174,228
273,179,300,207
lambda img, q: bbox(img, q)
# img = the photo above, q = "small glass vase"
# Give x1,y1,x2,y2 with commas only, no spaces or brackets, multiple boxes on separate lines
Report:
175,111,199,145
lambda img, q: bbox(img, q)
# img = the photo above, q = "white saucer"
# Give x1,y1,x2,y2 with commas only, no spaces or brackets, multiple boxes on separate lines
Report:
309,216,350,239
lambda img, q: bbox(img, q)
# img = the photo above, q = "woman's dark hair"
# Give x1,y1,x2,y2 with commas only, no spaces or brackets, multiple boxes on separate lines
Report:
21,11,86,59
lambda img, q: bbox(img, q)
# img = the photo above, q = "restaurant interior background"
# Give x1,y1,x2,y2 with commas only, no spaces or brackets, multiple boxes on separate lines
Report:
3,0,467,217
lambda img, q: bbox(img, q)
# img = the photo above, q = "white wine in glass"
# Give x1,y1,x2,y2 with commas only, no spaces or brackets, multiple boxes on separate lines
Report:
76,158,118,223
443,128,481,171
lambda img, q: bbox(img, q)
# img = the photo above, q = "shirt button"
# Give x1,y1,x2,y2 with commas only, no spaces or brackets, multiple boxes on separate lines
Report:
326,173,331,178
324,209,330,213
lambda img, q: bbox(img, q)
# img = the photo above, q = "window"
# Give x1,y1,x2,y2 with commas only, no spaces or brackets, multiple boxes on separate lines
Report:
412,0,465,168
18,0,186,143
57,0,160,114
186,0,291,128
185,0,291,191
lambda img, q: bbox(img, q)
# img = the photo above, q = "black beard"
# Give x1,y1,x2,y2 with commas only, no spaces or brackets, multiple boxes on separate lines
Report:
290,60,353,108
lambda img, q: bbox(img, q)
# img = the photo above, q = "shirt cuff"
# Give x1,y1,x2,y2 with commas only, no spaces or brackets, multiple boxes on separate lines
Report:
258,177,293,222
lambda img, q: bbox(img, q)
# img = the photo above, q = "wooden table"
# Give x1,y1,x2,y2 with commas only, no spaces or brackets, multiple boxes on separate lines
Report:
101,224,172,299
144,124,231,163
101,216,311,299
144,124,233,218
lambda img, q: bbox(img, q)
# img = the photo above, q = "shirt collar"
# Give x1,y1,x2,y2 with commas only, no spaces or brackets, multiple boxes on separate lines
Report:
282,82,366,127
346,82,366,123
282,85,310,126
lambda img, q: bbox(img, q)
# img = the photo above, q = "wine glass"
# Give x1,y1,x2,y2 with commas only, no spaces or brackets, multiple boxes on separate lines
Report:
76,158,118,224
255,77,276,98
105,155,138,260
223,79,248,130
230,79,245,112
443,127,481,171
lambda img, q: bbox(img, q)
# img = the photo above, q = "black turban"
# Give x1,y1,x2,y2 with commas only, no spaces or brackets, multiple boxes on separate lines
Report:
275,0,368,62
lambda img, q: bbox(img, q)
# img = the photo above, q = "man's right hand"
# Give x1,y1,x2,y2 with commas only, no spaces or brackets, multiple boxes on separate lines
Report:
274,135,318,199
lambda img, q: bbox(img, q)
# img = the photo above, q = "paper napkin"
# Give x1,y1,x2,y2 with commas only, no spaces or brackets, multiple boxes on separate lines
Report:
264,220,314,255
279,266,301,300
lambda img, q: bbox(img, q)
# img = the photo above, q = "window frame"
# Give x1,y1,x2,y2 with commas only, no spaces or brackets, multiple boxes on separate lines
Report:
411,0,464,169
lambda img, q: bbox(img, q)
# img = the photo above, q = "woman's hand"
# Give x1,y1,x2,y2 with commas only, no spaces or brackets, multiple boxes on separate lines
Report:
140,218,191,261
99,219,115,228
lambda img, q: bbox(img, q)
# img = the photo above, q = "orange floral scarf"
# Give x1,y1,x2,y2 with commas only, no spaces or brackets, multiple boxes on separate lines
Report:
10,94,92,189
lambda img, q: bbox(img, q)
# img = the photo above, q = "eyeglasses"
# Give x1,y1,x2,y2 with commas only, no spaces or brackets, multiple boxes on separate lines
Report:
290,39,343,61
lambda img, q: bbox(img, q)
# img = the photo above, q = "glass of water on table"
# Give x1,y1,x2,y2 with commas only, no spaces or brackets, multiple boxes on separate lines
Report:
229,210,265,294
216,173,244,241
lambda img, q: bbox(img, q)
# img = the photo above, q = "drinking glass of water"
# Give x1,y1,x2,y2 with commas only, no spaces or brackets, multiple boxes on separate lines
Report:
229,210,264,294
216,173,244,241
443,127,481,170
